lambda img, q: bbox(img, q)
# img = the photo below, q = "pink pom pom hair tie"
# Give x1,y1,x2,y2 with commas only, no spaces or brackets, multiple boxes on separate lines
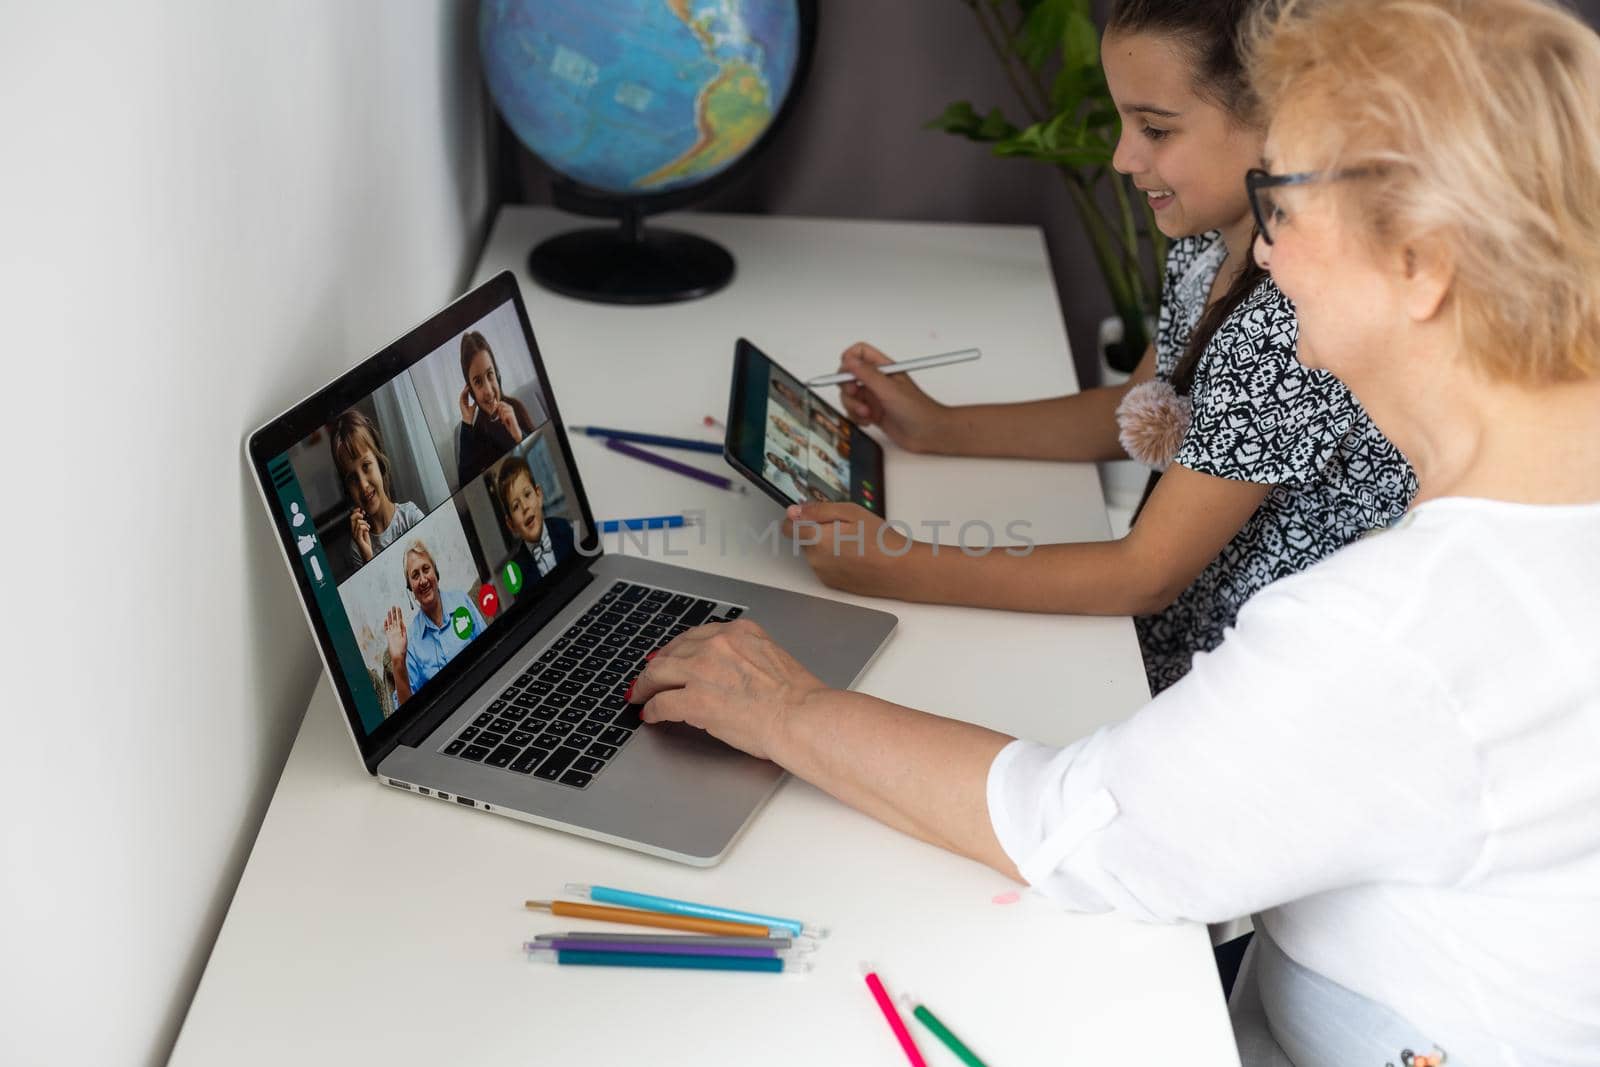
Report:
1115,379,1193,471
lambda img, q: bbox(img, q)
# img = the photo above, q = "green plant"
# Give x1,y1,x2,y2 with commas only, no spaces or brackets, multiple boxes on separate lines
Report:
929,0,1166,373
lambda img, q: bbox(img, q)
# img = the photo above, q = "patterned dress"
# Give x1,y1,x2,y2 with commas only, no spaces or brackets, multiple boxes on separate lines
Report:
1134,231,1417,692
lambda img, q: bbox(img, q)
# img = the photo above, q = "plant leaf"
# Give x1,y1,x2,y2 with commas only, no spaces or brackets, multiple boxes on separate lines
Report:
925,101,1017,143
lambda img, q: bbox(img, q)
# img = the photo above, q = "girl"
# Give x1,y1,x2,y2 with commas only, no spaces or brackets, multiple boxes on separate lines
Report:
633,0,1600,1059
456,330,537,486
788,0,1415,691
330,409,424,568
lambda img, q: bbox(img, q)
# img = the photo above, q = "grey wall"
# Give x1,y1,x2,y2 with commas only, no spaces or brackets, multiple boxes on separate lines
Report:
0,4,489,1064
500,0,1600,387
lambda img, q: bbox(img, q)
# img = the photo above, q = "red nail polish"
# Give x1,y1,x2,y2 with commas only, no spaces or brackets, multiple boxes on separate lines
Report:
624,681,636,702
644,650,657,661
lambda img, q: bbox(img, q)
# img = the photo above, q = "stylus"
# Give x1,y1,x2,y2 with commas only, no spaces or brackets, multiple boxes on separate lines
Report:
569,425,724,455
805,347,981,387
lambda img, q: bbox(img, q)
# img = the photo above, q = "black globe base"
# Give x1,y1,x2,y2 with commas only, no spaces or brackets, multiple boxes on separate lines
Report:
528,220,734,305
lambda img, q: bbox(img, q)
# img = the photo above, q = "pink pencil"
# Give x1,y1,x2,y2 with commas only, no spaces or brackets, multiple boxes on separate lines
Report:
862,965,927,1067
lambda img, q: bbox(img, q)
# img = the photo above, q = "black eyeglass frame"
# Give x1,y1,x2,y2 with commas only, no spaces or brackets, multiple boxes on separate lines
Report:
1246,167,1373,245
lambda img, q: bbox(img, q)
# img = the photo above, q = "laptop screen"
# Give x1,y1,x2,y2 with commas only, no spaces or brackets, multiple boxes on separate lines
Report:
252,274,594,744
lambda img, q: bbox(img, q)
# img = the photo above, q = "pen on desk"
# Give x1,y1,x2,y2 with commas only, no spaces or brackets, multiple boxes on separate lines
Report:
524,938,790,959
598,514,696,533
532,931,809,950
526,948,809,974
604,437,747,494
862,965,927,1067
806,347,981,388
563,882,825,939
570,425,724,455
524,899,776,936
900,995,991,1067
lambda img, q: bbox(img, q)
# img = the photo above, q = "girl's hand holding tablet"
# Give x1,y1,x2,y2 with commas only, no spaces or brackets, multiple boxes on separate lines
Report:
782,502,912,598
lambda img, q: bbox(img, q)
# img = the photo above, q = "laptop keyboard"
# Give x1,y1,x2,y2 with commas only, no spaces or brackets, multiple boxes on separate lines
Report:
439,580,745,789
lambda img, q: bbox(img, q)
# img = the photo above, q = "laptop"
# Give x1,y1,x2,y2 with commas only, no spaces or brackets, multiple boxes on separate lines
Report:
247,271,897,865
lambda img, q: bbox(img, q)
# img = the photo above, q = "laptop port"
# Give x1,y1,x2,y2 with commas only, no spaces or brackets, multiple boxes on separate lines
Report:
418,787,431,796
456,796,475,807
387,779,411,790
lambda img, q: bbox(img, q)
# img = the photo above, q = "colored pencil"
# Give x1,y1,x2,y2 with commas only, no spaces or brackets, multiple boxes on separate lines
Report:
598,514,691,533
532,931,801,950
564,882,822,938
862,967,927,1067
570,425,724,455
903,996,991,1067
604,437,745,493
524,899,774,936
527,949,804,973
525,939,785,958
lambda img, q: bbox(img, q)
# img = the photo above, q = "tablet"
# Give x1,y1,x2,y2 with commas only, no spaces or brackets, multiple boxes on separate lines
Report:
724,338,886,514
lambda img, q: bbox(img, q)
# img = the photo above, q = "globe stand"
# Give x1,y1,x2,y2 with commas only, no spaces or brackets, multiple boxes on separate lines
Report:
528,203,734,305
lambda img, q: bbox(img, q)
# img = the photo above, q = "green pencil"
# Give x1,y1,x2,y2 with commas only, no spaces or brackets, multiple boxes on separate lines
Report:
903,997,990,1067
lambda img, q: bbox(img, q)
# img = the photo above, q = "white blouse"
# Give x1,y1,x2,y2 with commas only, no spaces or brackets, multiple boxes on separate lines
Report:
987,497,1600,1065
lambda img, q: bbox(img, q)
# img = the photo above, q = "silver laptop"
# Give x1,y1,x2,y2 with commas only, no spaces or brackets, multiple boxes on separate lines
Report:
247,272,896,865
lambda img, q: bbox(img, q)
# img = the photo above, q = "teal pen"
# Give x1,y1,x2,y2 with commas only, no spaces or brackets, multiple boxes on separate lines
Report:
527,948,809,973
563,882,827,938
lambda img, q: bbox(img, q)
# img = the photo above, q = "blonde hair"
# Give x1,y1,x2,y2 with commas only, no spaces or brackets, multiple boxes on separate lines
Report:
401,540,435,593
1247,0,1600,384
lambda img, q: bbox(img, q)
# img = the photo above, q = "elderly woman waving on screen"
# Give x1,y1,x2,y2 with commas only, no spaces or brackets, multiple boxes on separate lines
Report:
627,0,1600,1063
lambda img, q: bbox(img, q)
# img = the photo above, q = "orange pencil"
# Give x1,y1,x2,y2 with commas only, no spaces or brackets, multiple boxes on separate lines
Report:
524,899,774,936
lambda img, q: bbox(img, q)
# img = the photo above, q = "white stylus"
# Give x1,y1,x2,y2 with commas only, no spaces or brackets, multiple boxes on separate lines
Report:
805,347,981,388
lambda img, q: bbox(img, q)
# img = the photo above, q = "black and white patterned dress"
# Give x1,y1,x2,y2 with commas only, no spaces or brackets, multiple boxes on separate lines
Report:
1134,231,1417,692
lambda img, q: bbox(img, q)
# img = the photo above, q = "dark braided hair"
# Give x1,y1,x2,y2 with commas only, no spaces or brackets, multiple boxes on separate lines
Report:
1109,0,1270,397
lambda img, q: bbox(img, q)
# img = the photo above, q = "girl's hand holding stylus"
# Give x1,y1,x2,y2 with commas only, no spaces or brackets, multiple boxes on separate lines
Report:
458,385,476,425
835,343,951,454
350,508,374,562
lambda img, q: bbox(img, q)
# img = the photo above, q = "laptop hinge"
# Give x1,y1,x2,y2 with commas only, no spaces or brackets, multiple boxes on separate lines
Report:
368,564,597,771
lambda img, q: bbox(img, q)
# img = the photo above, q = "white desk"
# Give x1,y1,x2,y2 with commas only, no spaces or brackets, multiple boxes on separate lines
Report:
173,208,1238,1065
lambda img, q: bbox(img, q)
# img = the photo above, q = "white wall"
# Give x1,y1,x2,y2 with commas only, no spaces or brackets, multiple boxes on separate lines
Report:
0,3,489,1064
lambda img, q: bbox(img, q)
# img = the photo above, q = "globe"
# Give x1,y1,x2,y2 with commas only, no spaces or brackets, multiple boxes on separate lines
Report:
479,0,815,304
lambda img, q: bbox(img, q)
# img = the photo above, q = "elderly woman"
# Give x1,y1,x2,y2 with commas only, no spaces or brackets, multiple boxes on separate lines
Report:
629,0,1600,1062
383,539,485,706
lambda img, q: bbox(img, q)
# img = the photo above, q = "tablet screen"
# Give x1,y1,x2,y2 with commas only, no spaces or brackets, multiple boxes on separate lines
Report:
726,339,884,513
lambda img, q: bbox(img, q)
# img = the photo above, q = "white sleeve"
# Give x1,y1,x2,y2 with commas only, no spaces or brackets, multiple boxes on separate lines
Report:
986,576,1488,923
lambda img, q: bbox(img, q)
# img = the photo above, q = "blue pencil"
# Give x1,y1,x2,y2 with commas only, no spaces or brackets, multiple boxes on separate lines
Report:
570,425,724,455
564,882,824,938
527,949,803,973
599,515,690,533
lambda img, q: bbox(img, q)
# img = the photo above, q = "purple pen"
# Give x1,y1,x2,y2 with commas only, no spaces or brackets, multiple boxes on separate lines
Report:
525,939,791,959
605,437,746,493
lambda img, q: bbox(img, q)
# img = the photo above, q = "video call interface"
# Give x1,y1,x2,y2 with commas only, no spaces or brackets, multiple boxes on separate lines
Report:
755,359,880,510
266,300,586,735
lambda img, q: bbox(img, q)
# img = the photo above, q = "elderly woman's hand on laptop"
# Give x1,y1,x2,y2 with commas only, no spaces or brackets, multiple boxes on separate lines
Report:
629,620,830,763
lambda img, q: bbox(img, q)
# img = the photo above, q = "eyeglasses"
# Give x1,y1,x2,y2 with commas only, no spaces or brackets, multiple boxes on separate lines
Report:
1246,167,1372,245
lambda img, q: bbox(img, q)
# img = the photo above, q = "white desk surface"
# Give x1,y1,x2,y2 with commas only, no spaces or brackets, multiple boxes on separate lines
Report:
174,207,1238,1065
